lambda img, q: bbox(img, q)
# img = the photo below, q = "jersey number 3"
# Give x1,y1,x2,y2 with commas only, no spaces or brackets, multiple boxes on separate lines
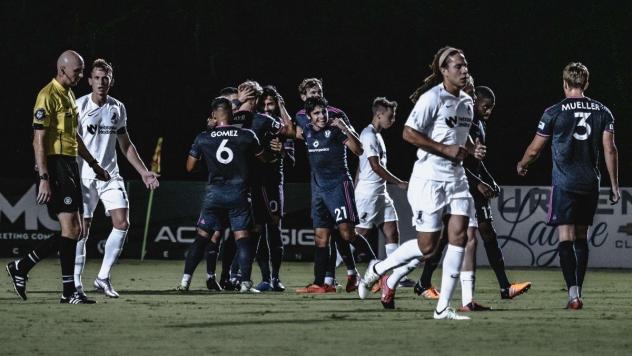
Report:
216,139,234,164
573,112,592,141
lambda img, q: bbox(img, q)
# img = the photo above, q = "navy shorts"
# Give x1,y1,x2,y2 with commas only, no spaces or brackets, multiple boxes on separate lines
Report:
197,185,252,233
311,180,359,229
251,179,283,225
546,186,598,226
470,188,493,223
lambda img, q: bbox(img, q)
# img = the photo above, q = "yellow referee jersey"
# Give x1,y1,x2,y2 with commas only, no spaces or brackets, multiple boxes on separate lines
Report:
32,78,79,156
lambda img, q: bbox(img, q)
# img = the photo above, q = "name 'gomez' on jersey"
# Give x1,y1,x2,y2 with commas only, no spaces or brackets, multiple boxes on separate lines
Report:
536,96,615,193
189,125,263,187
304,124,352,189
405,83,474,182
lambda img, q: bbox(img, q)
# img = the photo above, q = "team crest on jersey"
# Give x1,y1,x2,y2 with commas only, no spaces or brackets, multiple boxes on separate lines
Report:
34,108,46,121
312,140,319,148
110,112,118,124
324,130,331,138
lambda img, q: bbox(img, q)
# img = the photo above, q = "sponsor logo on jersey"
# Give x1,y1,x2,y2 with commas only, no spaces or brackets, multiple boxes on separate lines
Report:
312,140,319,148
87,124,118,135
445,116,472,128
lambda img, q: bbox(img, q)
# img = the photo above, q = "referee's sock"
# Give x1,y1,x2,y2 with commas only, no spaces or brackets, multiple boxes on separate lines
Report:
59,236,78,297
17,234,60,274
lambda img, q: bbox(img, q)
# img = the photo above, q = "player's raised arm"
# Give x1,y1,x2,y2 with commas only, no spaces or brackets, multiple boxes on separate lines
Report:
333,118,363,156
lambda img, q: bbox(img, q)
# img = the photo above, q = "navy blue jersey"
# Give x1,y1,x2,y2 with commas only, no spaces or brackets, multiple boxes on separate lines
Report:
536,96,615,193
189,125,263,187
464,116,490,184
295,105,352,131
303,124,352,189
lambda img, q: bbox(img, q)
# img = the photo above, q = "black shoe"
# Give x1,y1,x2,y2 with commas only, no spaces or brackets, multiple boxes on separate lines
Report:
60,292,97,304
413,281,424,296
6,261,28,300
206,277,223,291
271,278,286,292
397,277,416,288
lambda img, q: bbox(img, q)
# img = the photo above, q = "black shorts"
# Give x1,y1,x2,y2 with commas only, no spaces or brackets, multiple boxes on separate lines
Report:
38,155,83,216
546,186,598,226
470,188,493,223
251,179,284,225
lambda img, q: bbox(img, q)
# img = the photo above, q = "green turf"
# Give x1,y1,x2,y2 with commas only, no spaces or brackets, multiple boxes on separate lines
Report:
1,260,631,356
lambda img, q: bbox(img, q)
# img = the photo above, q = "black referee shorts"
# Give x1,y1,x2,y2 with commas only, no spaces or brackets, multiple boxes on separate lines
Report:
37,155,83,216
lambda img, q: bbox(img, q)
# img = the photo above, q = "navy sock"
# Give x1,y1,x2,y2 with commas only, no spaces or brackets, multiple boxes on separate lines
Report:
267,223,284,279
255,228,272,282
350,233,376,261
235,237,252,282
314,246,330,285
558,241,577,289
184,234,207,276
219,234,236,281
326,238,337,280
574,239,589,289
483,239,510,289
59,236,77,297
335,235,356,270
18,234,60,274
205,240,219,278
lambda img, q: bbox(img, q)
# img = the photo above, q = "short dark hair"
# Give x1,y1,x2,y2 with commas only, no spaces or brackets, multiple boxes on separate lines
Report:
305,96,328,115
219,87,237,96
563,62,589,90
211,97,232,112
92,58,113,77
372,97,398,115
474,86,495,103
256,85,281,114
298,78,323,95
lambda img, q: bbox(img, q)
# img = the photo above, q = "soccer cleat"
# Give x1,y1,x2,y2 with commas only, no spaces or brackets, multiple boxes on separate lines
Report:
458,301,492,312
271,278,286,292
176,280,190,292
256,281,273,292
397,277,416,288
219,278,236,291
296,283,328,294
60,292,97,304
239,280,261,293
358,259,381,299
94,277,120,298
380,275,395,309
565,297,583,310
433,307,470,320
371,277,382,293
413,282,440,299
345,273,359,293
206,277,223,291
501,281,532,299
6,261,28,300
323,284,337,293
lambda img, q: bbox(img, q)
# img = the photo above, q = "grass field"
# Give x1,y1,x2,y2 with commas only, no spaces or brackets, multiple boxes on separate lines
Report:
1,260,631,356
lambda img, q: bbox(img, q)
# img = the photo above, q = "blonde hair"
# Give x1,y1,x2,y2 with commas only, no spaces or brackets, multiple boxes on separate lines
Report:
563,62,589,90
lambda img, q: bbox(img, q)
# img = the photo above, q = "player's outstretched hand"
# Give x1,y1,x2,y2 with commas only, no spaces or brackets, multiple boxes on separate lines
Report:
443,144,468,162
37,180,51,204
93,164,111,181
516,162,528,176
473,138,487,160
269,138,283,153
477,182,496,199
142,171,160,190
610,187,621,205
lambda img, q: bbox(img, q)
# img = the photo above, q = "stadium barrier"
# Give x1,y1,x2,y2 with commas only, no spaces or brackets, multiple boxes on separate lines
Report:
1,179,631,267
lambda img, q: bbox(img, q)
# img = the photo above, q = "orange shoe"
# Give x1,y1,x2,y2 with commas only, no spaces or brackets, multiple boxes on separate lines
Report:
371,276,382,293
458,301,492,312
501,281,532,299
324,284,337,293
346,274,358,293
295,284,327,294
413,282,440,299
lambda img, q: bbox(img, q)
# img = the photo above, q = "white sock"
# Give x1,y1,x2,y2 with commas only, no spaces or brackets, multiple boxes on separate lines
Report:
436,244,465,312
375,239,422,275
207,273,215,280
74,238,87,291
460,271,475,306
97,228,127,279
182,273,192,286
384,243,398,257
347,269,357,276
324,276,334,285
386,259,421,289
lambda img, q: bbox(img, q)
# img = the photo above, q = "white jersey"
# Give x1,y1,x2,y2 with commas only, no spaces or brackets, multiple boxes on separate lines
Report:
405,83,473,182
76,94,128,179
357,124,387,191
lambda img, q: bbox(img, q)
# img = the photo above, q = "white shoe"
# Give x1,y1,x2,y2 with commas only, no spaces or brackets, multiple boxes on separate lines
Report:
240,281,261,293
433,307,470,320
94,277,120,298
358,259,381,300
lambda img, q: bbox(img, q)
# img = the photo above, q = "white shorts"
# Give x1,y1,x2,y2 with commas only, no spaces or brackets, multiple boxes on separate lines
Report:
354,186,398,229
407,178,476,232
81,177,129,218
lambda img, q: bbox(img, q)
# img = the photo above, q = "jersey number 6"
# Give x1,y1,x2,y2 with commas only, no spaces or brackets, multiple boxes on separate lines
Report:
216,139,234,164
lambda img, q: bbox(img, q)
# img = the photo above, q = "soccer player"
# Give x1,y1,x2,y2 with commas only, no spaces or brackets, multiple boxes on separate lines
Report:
181,97,279,293
354,97,418,291
73,59,160,298
517,62,619,309
6,50,109,304
295,78,357,290
358,46,485,320
296,96,377,293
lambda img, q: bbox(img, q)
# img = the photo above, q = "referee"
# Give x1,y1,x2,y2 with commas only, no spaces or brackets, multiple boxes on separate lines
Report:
6,50,110,304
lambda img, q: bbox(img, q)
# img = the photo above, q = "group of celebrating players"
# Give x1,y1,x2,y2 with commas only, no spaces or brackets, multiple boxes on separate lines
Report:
7,46,620,320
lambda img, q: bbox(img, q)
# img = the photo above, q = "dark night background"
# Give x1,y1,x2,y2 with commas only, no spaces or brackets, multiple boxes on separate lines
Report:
1,1,630,187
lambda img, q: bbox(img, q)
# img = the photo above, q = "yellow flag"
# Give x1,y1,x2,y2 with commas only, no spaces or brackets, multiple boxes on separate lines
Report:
151,137,163,174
